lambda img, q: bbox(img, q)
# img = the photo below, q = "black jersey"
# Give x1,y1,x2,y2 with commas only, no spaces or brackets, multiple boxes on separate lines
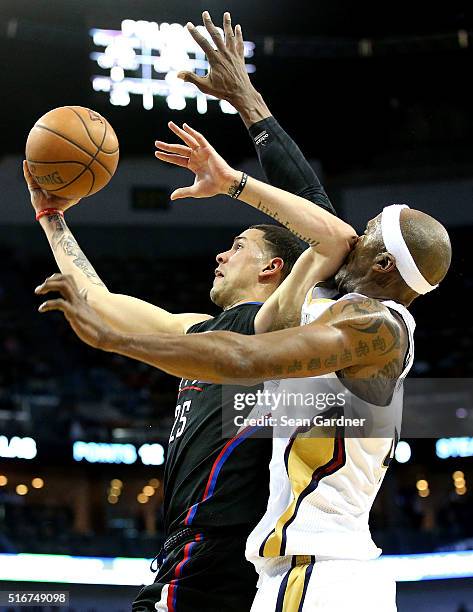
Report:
163,303,272,536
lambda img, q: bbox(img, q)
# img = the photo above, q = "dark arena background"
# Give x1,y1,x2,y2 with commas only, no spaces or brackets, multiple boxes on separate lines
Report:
1,1,473,610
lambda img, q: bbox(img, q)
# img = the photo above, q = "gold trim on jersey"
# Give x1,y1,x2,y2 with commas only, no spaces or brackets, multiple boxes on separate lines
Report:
303,283,338,309
278,563,312,611
304,292,335,308
262,427,337,558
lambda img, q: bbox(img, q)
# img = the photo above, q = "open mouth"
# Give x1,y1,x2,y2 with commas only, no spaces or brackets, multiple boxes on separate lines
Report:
215,269,224,278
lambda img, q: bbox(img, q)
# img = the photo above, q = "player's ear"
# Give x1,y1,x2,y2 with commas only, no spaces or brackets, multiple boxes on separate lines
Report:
372,252,396,274
260,257,284,279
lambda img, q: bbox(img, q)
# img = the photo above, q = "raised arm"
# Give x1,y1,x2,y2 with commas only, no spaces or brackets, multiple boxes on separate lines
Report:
179,11,335,213
23,162,211,335
154,122,356,332
155,123,355,255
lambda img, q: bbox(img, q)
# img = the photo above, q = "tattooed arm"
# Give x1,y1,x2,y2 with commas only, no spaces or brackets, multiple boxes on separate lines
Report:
104,296,407,406
36,279,408,406
42,213,107,288
229,168,357,332
39,215,211,334
24,163,211,335
233,174,355,252
157,123,356,255
155,123,357,334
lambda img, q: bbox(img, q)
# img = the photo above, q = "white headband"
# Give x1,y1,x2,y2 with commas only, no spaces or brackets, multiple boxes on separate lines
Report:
381,205,438,295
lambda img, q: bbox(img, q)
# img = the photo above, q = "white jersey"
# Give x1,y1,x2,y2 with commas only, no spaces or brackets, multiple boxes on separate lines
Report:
246,286,415,574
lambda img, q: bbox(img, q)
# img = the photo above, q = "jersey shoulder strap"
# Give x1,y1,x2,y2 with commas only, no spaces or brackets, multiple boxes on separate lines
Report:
187,303,262,335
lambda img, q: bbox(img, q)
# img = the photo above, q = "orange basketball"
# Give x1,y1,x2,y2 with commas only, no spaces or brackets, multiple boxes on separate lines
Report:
25,106,119,199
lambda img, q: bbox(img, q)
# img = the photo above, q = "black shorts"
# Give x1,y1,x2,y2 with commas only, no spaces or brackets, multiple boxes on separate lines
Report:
132,529,258,612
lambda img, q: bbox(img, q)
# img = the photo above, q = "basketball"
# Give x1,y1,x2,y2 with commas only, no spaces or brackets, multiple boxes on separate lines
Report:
25,106,119,199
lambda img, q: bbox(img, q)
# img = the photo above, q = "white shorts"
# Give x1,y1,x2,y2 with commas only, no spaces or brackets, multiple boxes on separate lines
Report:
250,556,397,612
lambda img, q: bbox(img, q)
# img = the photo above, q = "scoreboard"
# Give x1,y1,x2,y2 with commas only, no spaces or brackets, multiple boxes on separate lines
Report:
90,19,256,113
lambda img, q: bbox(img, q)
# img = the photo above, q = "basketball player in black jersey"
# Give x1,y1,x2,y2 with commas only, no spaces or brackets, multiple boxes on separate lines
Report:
25,15,356,612
37,137,452,612
25,137,353,611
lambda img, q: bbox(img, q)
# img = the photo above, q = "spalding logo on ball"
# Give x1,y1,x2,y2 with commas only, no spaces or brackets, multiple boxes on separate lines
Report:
26,106,119,199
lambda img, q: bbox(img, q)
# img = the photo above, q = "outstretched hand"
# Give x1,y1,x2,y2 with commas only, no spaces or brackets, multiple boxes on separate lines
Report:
35,274,114,350
23,161,80,216
155,122,238,200
178,11,253,106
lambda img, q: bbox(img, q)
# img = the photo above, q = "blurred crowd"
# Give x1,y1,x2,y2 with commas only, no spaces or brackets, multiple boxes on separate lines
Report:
0,247,215,444
1,502,163,558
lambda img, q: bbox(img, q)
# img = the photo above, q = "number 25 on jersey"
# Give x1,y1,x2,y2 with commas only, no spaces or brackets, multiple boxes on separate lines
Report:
169,400,192,443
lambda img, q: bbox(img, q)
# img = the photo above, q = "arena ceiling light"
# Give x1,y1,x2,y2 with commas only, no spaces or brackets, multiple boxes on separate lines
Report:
90,20,256,113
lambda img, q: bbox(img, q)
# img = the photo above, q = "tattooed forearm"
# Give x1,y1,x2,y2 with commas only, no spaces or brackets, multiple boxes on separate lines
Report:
255,200,321,247
263,323,403,380
263,348,403,405
47,215,106,287
264,349,347,378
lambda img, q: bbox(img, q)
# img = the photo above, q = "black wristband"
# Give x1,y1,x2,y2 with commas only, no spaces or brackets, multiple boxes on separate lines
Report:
229,172,248,199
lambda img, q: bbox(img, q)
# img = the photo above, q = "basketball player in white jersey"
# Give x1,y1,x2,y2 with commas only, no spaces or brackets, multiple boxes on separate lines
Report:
35,124,451,611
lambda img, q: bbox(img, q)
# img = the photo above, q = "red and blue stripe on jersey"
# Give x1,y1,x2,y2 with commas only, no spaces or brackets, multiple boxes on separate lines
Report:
184,424,261,525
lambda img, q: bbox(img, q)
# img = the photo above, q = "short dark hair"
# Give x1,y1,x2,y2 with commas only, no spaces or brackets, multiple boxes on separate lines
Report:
249,224,306,281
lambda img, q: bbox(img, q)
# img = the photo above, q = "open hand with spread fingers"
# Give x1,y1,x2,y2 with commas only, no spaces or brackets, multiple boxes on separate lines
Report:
178,11,254,108
35,273,114,350
155,121,240,200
